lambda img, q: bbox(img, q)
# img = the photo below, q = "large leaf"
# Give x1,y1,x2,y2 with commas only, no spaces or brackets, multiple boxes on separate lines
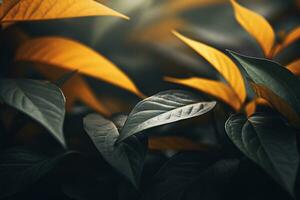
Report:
0,147,79,198
83,113,147,188
172,31,246,103
165,77,241,110
0,79,66,147
230,0,275,57
0,0,128,22
229,51,300,114
15,37,144,98
225,113,299,196
118,90,216,142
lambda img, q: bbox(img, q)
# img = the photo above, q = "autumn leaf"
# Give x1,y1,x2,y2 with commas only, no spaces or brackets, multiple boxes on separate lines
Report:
251,83,300,127
287,59,300,77
165,77,241,111
0,0,128,23
245,98,270,117
172,31,246,104
274,27,300,56
15,37,144,98
230,0,275,57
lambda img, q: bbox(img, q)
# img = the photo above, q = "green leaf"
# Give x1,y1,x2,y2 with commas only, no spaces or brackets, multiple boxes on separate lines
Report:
0,147,79,198
118,90,216,142
225,113,299,196
228,51,300,114
0,78,67,147
83,113,147,188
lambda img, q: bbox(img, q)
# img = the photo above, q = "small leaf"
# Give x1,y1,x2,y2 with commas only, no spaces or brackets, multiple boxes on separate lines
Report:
229,51,300,114
172,31,246,104
287,59,300,77
0,0,128,22
245,97,270,117
274,27,300,56
165,77,241,111
230,0,275,57
0,78,66,147
118,90,216,142
15,37,144,98
0,147,79,198
225,113,299,196
83,114,147,188
251,83,300,127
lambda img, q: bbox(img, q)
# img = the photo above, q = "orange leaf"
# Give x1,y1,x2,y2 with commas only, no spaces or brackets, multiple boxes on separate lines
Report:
231,0,275,57
34,64,111,116
165,77,241,111
245,98,270,117
251,83,300,127
15,37,144,98
1,0,128,23
149,136,208,151
172,31,246,104
274,27,300,55
287,59,300,76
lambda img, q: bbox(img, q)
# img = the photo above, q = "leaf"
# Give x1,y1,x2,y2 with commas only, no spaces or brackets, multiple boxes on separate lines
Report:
229,51,300,114
172,31,246,103
165,77,241,111
15,37,144,98
0,147,79,198
148,136,209,151
0,0,128,23
118,90,216,142
274,27,300,56
287,59,300,77
230,0,275,57
0,78,67,147
34,64,111,115
251,83,300,127
225,113,299,196
245,97,270,117
83,113,147,188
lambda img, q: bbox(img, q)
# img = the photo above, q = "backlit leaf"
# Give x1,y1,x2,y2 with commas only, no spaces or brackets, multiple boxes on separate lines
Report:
225,113,299,196
165,77,241,111
0,79,67,147
0,0,128,22
287,59,300,77
274,27,300,56
118,90,216,142
230,0,275,57
172,31,246,103
15,37,144,98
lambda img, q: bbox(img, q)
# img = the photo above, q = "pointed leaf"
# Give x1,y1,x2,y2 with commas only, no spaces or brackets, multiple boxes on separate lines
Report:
1,0,128,22
274,27,300,55
225,113,299,196
230,0,275,56
165,77,241,111
15,37,143,98
83,114,147,188
0,79,66,147
229,51,300,114
118,90,216,142
287,59,300,77
0,147,79,198
245,97,270,116
173,31,246,103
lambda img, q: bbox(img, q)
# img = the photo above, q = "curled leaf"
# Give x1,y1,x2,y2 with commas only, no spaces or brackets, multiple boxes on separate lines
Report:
15,37,144,98
172,31,246,104
1,0,128,22
230,0,275,57
165,77,241,111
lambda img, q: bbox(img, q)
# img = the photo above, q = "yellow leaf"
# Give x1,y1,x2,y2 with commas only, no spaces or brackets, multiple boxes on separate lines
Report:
165,77,241,111
1,0,128,22
230,0,275,57
149,136,209,151
274,27,300,56
251,83,300,127
15,37,144,98
245,98,270,117
34,64,111,116
287,59,300,76
172,31,246,104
